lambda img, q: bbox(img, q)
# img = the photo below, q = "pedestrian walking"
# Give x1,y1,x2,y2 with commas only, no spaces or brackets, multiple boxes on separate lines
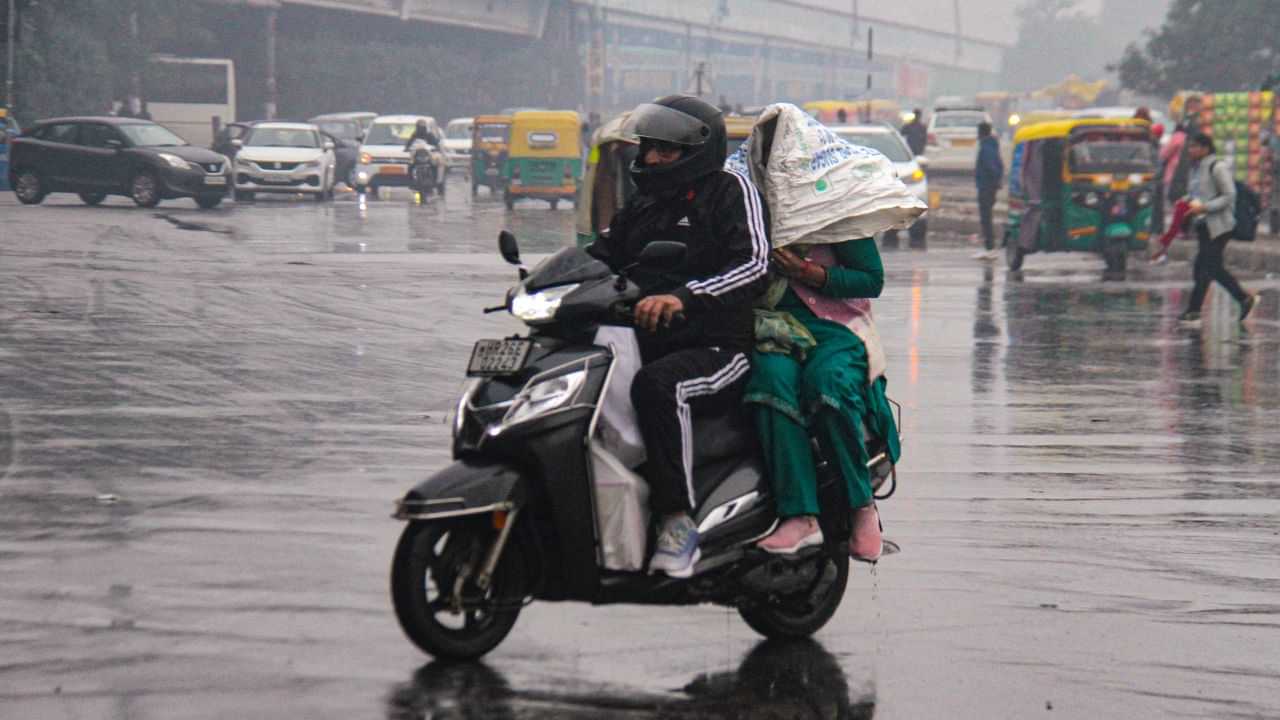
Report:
1178,132,1260,325
973,121,1003,260
900,108,927,157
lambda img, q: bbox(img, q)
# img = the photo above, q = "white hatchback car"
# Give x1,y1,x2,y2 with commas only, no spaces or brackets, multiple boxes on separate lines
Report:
833,124,929,244
925,108,993,173
441,117,473,175
353,115,444,194
231,122,336,201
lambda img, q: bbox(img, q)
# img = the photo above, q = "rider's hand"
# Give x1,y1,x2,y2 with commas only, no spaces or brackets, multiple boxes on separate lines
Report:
635,294,684,332
772,248,827,288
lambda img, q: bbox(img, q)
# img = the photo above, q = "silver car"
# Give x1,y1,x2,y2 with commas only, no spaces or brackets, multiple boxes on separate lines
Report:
231,122,336,201
833,124,930,244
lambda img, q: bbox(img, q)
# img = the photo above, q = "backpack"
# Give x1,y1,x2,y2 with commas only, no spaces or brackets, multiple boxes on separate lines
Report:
1210,160,1261,242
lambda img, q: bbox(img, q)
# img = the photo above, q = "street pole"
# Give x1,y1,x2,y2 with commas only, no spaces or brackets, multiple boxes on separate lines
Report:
264,6,278,120
5,0,15,112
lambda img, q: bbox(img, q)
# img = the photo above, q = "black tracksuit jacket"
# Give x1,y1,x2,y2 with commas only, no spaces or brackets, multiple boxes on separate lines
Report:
587,168,770,357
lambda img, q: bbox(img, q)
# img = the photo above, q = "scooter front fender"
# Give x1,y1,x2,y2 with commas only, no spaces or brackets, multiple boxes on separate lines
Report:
393,459,527,521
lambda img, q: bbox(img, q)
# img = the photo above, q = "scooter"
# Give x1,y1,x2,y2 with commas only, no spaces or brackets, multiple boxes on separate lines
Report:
388,231,899,660
408,139,444,201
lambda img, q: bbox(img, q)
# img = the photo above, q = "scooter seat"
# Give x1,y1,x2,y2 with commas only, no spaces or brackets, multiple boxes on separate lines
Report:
692,409,758,467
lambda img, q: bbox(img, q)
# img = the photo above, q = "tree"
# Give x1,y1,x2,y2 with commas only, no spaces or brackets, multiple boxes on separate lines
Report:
1115,0,1280,96
1002,0,1109,92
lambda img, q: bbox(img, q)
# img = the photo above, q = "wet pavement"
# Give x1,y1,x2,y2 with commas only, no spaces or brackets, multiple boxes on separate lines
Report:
2,179,1279,719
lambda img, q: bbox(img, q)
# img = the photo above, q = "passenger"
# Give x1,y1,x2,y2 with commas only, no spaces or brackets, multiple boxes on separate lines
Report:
587,95,769,577
748,239,901,562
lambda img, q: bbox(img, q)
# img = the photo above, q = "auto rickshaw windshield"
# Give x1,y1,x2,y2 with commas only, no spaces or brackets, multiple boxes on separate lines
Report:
476,123,510,143
1067,133,1155,174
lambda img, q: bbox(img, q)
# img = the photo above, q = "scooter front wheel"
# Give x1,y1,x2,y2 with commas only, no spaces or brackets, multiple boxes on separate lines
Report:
738,550,849,639
390,519,525,660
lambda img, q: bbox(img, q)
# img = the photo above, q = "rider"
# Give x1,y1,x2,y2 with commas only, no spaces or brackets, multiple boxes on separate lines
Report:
403,118,441,151
587,95,769,577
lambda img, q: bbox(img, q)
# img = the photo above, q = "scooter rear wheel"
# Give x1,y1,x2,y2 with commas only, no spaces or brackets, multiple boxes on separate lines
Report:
390,520,525,660
738,550,849,639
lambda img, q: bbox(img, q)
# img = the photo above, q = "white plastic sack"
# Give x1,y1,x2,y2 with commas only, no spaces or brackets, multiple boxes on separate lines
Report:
725,103,927,248
592,326,646,469
590,326,649,571
590,443,650,571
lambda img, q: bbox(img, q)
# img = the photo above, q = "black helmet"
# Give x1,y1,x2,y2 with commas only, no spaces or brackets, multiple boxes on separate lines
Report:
624,95,726,193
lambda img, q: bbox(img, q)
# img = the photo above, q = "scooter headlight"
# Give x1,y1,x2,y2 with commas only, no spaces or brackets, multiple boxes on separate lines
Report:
1136,190,1152,206
1084,191,1101,208
510,284,579,324
500,369,588,427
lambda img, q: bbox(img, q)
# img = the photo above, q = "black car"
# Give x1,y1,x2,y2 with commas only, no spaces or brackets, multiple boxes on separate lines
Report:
8,116,230,208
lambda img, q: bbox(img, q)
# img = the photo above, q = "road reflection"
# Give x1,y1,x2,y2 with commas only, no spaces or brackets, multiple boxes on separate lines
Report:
386,639,874,719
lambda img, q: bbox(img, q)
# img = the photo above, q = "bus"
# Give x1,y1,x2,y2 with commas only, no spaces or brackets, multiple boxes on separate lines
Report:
145,56,236,147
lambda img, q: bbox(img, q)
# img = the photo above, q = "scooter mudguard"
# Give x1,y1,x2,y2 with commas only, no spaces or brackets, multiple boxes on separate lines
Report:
1103,222,1133,239
394,459,527,521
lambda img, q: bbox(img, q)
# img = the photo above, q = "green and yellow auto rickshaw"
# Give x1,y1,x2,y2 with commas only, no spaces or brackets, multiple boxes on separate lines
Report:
1005,118,1157,276
504,110,582,210
575,113,638,246
574,112,757,247
470,114,511,197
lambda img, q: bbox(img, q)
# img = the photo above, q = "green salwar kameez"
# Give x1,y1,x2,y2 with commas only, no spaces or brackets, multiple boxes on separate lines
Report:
744,238,901,517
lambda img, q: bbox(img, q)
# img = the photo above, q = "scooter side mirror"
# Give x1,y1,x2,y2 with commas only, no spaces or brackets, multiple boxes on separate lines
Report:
498,230,521,266
638,241,686,270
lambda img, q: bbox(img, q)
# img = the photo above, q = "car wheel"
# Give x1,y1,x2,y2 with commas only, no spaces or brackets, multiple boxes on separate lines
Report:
549,199,559,210
79,192,107,206
236,189,255,202
908,218,928,246
195,194,223,209
14,169,46,205
130,171,161,208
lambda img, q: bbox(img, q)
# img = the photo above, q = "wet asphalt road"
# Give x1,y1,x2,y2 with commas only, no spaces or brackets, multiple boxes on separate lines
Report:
2,179,1279,719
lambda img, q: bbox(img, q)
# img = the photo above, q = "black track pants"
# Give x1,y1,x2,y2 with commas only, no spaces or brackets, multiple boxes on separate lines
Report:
1187,224,1247,313
631,348,750,516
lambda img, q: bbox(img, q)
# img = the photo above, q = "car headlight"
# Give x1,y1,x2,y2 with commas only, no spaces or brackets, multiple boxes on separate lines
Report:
235,156,254,167
158,152,190,169
500,369,588,427
510,284,579,324
1136,191,1152,207
303,159,322,169
359,152,372,164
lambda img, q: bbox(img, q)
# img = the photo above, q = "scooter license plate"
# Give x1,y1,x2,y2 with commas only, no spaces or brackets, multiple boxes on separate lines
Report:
467,338,533,376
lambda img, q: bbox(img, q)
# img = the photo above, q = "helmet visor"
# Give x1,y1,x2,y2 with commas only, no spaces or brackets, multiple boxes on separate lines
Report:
622,103,712,146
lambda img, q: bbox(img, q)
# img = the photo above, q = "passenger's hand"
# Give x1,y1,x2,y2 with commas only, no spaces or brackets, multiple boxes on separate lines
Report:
772,248,826,288
635,294,684,332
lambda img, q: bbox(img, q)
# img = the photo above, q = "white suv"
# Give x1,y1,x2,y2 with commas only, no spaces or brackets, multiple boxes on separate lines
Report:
353,115,444,193
925,107,993,173
441,118,473,175
833,124,930,244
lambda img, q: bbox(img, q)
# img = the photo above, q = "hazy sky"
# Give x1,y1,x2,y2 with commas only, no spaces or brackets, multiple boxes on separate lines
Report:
863,0,1163,46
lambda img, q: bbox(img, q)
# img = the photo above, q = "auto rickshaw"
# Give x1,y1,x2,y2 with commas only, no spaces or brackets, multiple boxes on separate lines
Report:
575,113,637,246
803,99,901,126
1004,118,1156,277
504,110,582,210
470,114,511,197
574,112,759,246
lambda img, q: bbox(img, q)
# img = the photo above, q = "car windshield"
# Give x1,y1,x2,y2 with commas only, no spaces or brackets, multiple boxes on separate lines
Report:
446,123,472,140
246,127,318,148
117,123,188,147
836,131,912,161
476,123,509,143
364,123,417,145
316,121,359,141
935,113,986,129
1069,137,1156,173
